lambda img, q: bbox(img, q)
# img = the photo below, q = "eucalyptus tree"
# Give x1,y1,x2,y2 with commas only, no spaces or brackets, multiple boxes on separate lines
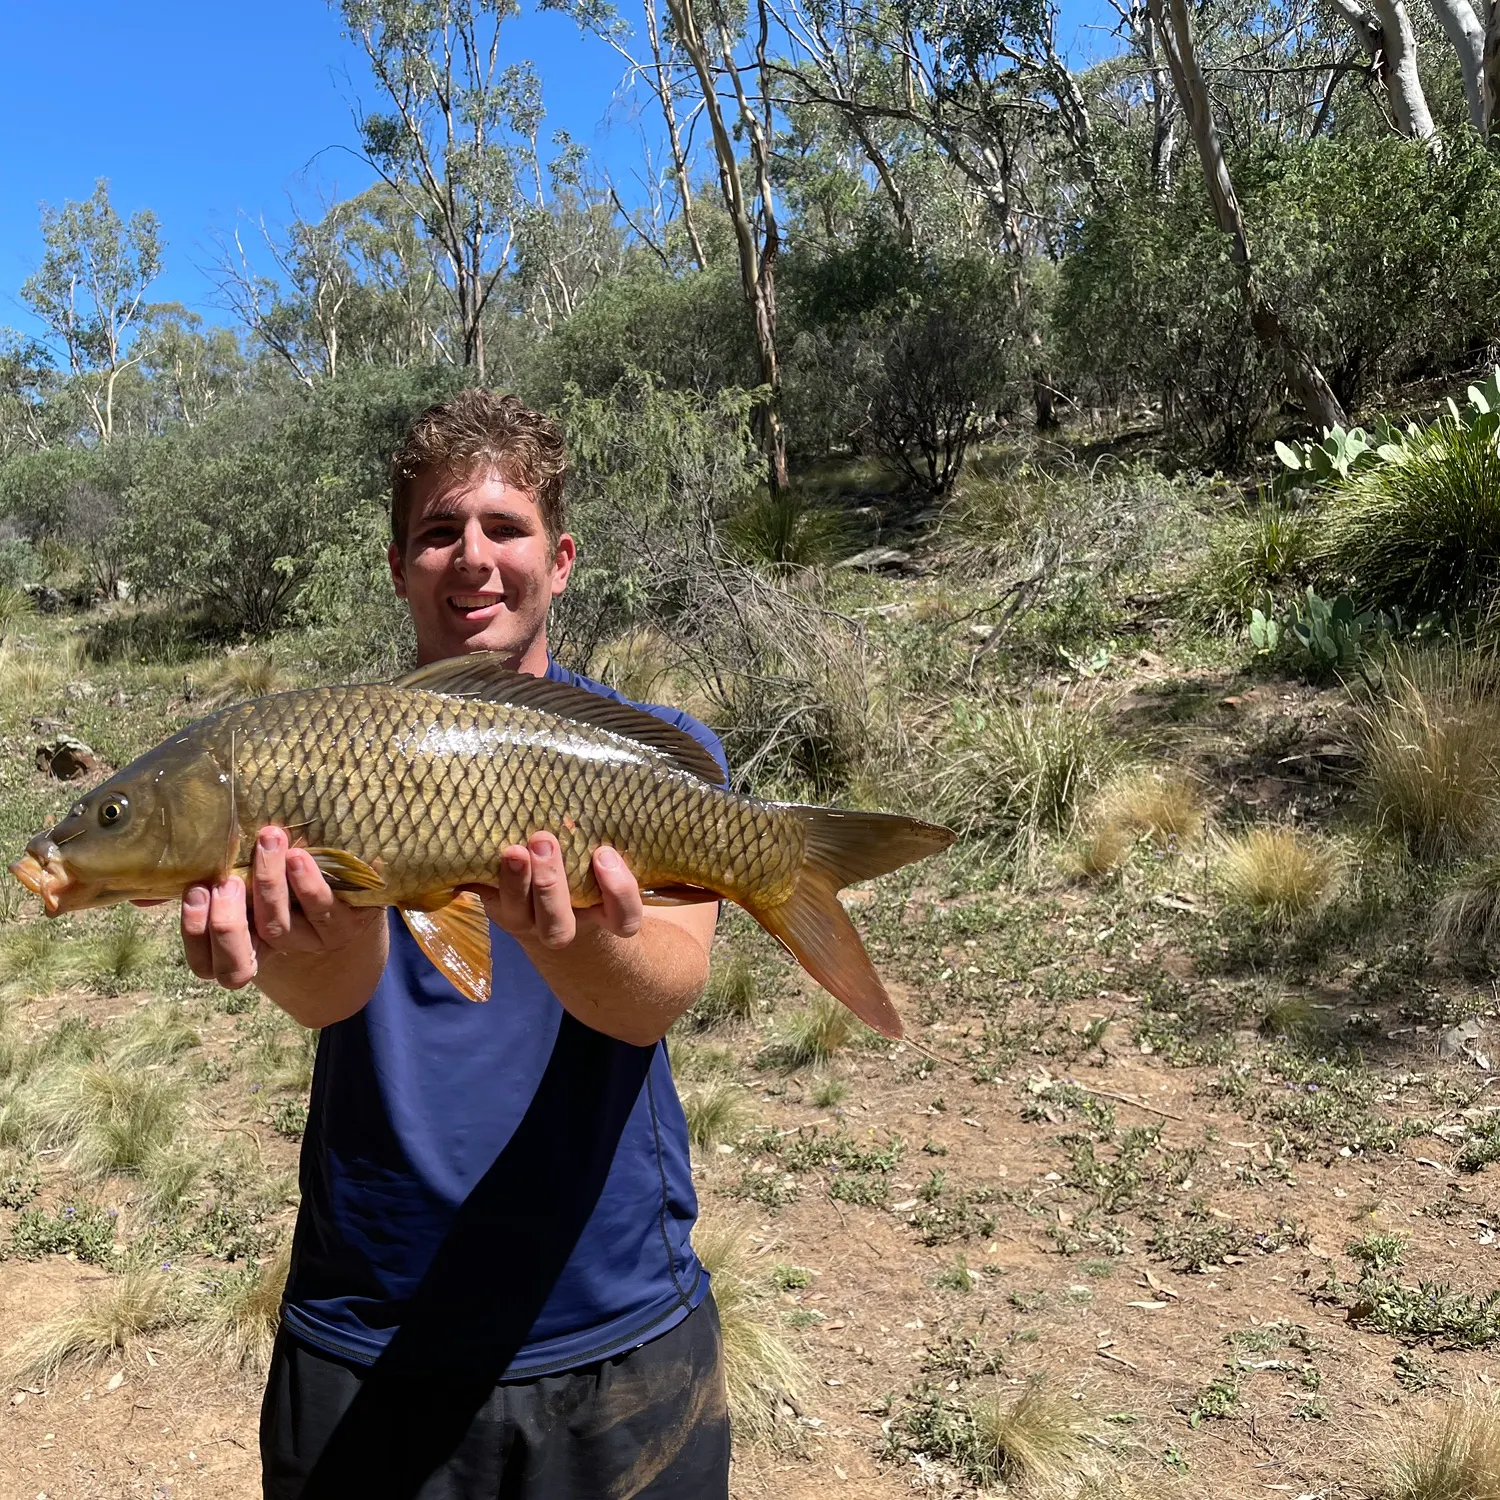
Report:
339,0,555,376
21,180,163,444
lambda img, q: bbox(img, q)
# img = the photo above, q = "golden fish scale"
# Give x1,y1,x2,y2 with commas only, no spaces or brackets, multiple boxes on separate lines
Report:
193,685,801,908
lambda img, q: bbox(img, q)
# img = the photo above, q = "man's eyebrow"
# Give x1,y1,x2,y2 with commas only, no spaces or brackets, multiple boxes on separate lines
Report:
412,506,535,528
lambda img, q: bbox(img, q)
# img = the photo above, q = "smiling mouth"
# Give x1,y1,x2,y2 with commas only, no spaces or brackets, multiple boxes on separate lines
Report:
449,594,504,615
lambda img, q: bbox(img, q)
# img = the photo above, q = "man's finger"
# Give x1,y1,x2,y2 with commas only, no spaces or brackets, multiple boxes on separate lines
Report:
492,845,534,932
251,827,294,947
592,846,642,939
208,877,258,989
527,833,575,948
181,884,214,980
285,848,349,946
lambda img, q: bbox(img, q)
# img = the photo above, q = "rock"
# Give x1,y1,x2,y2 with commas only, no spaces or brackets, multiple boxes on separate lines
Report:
64,681,97,702
838,546,912,572
35,735,98,781
1439,1016,1485,1061
27,585,64,615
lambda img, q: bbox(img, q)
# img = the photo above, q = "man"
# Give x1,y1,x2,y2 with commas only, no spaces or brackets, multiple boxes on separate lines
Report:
174,390,728,1498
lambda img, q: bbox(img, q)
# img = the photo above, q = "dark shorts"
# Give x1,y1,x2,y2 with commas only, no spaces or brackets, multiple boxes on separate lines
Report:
260,1295,730,1500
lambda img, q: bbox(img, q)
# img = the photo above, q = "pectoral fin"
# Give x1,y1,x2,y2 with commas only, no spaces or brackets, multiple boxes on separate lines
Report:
307,848,388,893
400,892,493,1002
640,884,721,906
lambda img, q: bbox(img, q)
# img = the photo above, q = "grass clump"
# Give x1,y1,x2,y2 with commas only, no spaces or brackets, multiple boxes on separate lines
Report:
1077,767,1204,874
1356,648,1500,861
190,1240,291,1373
971,1380,1104,1486
682,1080,746,1149
1217,826,1342,924
201,652,290,704
691,951,758,1029
30,1062,184,1177
1379,1389,1500,1499
1321,416,1500,616
724,491,852,572
1192,496,1314,623
1434,858,1500,966
111,1002,200,1067
2,1266,174,1384
82,910,159,994
765,994,860,1069
924,695,1116,858
694,1215,806,1444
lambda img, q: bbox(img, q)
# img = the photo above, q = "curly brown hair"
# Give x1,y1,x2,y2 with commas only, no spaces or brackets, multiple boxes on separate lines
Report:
389,389,568,551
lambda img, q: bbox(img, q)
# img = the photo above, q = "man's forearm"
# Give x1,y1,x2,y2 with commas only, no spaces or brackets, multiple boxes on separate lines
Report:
256,922,391,1030
518,918,709,1047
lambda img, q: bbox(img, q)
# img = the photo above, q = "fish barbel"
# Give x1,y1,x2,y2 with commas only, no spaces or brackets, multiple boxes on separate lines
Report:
9,657,952,1037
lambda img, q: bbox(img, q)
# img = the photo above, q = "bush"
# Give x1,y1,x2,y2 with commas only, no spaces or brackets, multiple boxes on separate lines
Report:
1191,496,1315,623
1217,826,1342,925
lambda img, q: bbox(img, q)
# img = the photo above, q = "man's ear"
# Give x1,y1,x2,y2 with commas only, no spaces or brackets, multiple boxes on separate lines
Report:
388,541,408,600
550,533,577,598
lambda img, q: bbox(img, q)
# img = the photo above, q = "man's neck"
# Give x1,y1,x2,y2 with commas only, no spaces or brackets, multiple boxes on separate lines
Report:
414,633,551,678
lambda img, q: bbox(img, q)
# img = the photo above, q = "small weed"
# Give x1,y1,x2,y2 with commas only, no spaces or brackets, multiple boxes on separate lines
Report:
1348,1229,1409,1272
269,1097,308,1138
809,1074,849,1108
1356,1277,1500,1347
1188,1371,1241,1426
933,1255,978,1292
771,1263,813,1291
5,1202,115,1265
829,1171,888,1207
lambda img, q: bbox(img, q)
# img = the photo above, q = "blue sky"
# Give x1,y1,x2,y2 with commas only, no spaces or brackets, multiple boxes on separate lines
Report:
0,0,1118,347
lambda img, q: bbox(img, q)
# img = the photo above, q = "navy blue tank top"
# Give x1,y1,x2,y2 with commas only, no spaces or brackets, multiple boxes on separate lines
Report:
280,660,726,1378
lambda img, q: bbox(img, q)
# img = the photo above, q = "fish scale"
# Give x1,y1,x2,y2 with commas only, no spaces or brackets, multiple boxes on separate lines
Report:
10,657,955,1037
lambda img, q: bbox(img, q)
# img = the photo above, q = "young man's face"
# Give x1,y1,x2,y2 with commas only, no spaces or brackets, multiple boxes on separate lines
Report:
389,467,576,669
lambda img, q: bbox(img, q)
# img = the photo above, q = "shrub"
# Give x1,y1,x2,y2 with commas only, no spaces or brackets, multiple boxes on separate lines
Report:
1320,416,1500,617
1355,648,1500,860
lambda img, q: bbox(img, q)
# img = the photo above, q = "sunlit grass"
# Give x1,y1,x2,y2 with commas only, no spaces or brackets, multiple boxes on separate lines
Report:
29,1061,184,1177
768,993,861,1069
1379,1388,1500,1499
199,652,290,705
190,1240,291,1374
691,951,758,1029
1217,826,1342,925
682,1079,746,1149
2,1266,175,1384
694,1215,806,1445
111,1002,200,1068
971,1379,1104,1487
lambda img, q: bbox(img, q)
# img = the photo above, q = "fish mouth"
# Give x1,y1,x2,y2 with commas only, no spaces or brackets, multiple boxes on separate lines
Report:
9,849,73,916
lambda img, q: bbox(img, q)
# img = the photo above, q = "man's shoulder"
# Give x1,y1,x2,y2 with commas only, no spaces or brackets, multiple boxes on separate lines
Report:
545,658,729,784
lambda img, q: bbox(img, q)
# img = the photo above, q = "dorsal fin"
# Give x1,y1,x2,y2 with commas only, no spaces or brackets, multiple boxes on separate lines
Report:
392,657,725,785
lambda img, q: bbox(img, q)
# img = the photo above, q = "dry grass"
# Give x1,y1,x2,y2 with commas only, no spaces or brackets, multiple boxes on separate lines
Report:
1356,648,1500,862
111,1002,200,1068
1076,767,1204,875
81,910,159,994
1217,826,1343,925
1379,1389,1500,1499
190,1240,292,1374
972,1379,1105,1487
694,1215,806,1445
200,652,290,704
0,645,62,700
2,1267,175,1384
1434,857,1500,964
682,1079,746,1149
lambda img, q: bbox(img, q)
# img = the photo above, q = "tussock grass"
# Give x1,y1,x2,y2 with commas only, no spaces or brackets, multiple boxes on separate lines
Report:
142,1144,205,1215
768,993,861,1069
0,923,73,997
1434,858,1500,963
2,1267,175,1384
594,627,675,703
923,695,1117,859
1190,496,1314,623
1379,1388,1500,1499
1322,417,1500,616
1356,648,1500,861
1218,826,1342,924
691,952,758,1029
0,646,62,700
724,491,853,572
112,1003,200,1068
972,1379,1104,1487
30,1062,184,1177
1077,767,1204,874
809,1073,850,1107
201,652,289,704
668,1038,738,1081
682,1079,746,1149
80,911,159,995
694,1215,806,1444
190,1240,291,1373
0,584,35,642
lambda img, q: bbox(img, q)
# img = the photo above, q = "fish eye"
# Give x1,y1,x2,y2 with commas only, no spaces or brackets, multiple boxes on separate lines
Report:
98,797,129,828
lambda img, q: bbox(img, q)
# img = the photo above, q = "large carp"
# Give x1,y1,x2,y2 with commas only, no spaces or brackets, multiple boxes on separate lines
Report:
10,656,952,1037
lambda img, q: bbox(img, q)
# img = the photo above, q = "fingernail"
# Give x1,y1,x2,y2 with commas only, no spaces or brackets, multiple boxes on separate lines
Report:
595,847,620,873
184,887,208,910
528,835,551,858
504,851,527,873
258,827,281,851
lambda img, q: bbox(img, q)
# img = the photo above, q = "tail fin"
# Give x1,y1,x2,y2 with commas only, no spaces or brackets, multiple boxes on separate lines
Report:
747,809,954,1040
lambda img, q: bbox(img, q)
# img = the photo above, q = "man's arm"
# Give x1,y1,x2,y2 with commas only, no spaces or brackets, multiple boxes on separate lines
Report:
477,832,714,1047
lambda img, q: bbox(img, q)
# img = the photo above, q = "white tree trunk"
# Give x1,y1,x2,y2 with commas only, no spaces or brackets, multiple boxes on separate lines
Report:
1428,0,1488,131
1368,0,1441,141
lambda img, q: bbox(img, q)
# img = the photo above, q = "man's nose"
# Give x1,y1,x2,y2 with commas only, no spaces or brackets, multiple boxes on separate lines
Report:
456,521,490,573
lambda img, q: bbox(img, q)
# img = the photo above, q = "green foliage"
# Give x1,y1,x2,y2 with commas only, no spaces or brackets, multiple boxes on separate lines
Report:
4,1202,115,1265
1195,496,1314,623
1254,587,1396,682
723,491,853,572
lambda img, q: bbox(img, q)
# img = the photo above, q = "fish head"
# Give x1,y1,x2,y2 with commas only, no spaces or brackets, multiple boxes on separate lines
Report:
10,737,234,915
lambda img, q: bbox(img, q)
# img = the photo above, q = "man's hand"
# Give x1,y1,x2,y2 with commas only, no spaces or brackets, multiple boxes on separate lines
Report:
179,827,384,990
478,832,644,947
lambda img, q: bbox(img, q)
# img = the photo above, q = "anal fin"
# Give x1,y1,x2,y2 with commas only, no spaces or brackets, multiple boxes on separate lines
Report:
401,892,493,1002
641,884,721,907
